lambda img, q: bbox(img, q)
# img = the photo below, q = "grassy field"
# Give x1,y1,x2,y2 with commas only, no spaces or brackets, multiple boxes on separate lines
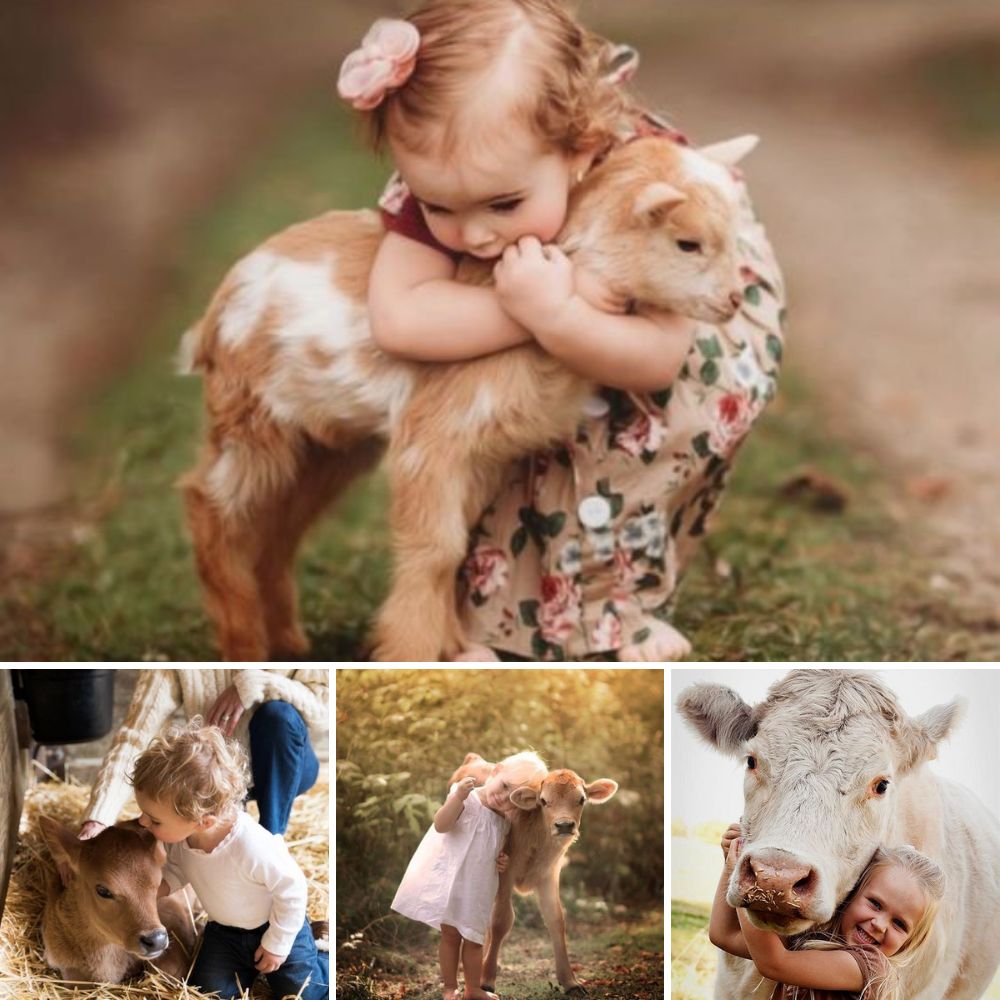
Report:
1,99,995,660
339,909,664,1000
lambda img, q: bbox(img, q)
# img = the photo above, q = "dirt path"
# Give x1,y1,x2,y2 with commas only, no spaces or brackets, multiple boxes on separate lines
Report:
597,0,1000,622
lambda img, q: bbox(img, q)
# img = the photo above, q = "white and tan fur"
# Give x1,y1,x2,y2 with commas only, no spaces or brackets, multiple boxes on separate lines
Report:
449,752,618,993
40,816,196,984
677,670,1000,1000
180,135,757,661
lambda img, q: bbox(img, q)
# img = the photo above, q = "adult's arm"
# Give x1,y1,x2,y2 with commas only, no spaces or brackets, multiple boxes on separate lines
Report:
83,670,183,828
231,669,328,731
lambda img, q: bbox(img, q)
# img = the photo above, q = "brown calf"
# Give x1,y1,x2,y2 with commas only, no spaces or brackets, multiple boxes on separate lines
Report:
452,754,618,993
39,817,195,984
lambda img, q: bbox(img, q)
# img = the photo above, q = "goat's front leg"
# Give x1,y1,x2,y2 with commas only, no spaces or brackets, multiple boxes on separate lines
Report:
482,866,515,992
536,868,583,993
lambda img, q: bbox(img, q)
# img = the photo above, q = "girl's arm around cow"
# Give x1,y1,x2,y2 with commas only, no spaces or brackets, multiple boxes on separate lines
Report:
708,823,752,959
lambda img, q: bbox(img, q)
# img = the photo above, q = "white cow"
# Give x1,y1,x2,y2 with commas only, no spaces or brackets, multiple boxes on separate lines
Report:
677,669,1000,1000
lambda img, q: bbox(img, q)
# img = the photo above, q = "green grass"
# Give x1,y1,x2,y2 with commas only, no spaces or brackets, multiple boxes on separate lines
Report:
339,909,664,1000
2,98,994,660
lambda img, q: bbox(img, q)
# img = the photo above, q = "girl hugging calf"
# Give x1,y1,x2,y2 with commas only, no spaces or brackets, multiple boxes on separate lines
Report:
711,824,945,1000
339,0,784,661
391,752,547,1000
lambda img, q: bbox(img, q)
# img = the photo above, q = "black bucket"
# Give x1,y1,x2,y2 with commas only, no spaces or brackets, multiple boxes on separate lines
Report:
13,670,116,744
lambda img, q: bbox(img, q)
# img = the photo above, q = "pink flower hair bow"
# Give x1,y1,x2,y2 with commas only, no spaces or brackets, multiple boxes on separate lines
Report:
337,18,420,111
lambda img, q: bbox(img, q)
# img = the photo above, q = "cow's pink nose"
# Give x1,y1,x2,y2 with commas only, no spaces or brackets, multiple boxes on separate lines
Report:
739,849,817,915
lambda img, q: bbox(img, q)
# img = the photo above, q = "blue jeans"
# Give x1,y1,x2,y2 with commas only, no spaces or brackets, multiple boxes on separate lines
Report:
249,700,319,834
190,919,329,1000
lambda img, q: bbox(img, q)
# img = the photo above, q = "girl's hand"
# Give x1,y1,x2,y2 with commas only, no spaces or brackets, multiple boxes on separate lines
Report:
454,776,477,801
206,685,245,737
721,822,743,860
494,237,575,334
496,851,509,873
254,945,284,974
724,836,744,878
78,820,106,841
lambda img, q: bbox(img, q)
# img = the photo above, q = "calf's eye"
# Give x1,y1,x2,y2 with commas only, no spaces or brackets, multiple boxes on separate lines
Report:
746,755,757,771
96,884,115,899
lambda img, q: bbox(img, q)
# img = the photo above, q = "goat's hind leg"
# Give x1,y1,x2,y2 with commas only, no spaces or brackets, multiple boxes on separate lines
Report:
254,437,383,657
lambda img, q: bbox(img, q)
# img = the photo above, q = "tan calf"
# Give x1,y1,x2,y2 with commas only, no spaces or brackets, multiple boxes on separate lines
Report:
181,134,757,660
40,817,195,984
451,754,618,993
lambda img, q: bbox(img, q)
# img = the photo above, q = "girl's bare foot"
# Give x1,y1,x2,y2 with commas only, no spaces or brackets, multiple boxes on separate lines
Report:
451,643,500,662
617,618,691,661
464,989,499,1000
443,988,460,1000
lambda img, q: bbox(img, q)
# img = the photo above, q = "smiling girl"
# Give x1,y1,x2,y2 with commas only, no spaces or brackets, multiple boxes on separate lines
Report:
710,825,945,1000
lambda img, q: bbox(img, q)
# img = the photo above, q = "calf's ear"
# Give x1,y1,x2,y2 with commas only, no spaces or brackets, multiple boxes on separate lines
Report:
897,698,965,773
677,683,756,758
584,779,618,803
462,753,484,765
509,786,540,811
39,815,82,886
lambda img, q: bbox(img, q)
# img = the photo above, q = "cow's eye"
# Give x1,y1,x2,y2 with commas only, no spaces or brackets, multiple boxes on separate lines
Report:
95,884,115,900
873,778,890,796
579,796,586,805
746,755,757,771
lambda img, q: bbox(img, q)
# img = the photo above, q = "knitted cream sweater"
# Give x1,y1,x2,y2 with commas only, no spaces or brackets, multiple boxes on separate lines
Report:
84,668,328,827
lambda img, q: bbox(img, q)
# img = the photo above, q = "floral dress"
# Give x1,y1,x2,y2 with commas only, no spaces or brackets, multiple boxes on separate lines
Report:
378,60,786,661
455,129,786,660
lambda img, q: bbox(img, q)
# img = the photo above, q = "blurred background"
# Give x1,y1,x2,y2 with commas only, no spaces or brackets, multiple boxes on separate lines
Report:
669,667,1000,999
335,667,664,999
2,0,999,659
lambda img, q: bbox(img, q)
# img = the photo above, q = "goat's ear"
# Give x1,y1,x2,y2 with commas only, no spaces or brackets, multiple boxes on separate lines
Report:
633,182,686,226
584,779,618,804
698,134,759,167
509,786,540,811
39,815,81,886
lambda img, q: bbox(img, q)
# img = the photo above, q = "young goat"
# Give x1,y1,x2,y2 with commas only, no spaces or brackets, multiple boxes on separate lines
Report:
181,134,757,660
40,816,195,984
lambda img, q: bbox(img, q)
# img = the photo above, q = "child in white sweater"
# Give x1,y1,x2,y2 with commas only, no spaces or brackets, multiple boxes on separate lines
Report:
130,719,328,999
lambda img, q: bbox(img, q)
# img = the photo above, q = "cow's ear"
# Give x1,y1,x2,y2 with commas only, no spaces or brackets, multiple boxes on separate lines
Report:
677,683,757,758
897,698,965,773
39,815,81,886
509,786,540,811
584,779,618,804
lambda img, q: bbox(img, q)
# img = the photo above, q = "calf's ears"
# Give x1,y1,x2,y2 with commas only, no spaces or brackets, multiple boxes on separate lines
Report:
509,786,540,811
897,698,965,773
584,779,618,803
677,683,756,758
39,815,82,887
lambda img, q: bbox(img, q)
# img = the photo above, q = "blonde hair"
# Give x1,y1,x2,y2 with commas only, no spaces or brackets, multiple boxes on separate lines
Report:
783,846,945,1000
362,0,640,158
130,717,250,823
496,750,547,788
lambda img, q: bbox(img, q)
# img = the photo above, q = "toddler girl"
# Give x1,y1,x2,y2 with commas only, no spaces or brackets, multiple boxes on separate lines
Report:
711,824,945,1000
338,0,785,661
130,719,328,1000
391,751,547,1000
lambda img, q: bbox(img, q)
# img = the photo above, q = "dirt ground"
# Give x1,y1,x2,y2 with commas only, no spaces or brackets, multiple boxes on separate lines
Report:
3,0,999,632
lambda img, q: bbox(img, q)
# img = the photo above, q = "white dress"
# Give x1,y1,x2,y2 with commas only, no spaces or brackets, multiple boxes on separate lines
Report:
391,785,510,944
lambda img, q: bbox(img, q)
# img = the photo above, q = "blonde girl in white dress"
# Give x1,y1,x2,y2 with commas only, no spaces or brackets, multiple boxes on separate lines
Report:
392,752,547,1000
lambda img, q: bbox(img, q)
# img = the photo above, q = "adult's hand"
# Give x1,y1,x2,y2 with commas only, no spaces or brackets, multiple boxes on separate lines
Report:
78,820,106,841
206,685,245,737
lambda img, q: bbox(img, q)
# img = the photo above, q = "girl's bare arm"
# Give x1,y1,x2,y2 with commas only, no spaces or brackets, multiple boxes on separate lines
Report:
368,233,532,361
433,777,477,833
735,909,864,990
708,824,751,958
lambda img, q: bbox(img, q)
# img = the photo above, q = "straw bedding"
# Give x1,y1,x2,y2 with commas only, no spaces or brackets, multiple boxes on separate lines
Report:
0,771,329,999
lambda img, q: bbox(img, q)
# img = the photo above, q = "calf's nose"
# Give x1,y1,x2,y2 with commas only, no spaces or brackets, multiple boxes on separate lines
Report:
554,820,576,836
139,927,169,955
